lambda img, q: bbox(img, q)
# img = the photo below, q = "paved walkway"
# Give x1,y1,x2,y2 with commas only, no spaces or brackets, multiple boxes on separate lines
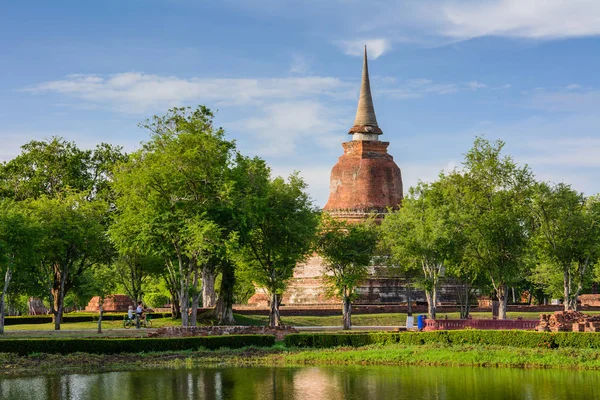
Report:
294,326,409,331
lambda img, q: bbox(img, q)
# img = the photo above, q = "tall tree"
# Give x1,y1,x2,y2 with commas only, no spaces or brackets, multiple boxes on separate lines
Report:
110,106,236,326
380,181,458,319
112,252,164,305
28,193,110,330
531,183,600,310
241,173,319,328
0,137,125,201
446,138,534,319
316,215,378,330
0,200,40,334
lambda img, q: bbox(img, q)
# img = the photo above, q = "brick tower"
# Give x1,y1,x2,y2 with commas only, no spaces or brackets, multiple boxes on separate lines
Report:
323,46,403,222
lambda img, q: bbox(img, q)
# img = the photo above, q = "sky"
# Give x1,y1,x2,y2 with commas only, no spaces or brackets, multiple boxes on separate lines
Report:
2,0,600,206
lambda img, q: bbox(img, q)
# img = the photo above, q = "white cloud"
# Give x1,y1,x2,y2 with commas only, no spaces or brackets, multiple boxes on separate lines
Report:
336,38,391,59
566,84,582,90
226,0,600,45
289,54,311,75
229,101,346,156
23,73,353,114
379,78,494,98
527,88,600,112
466,81,487,91
437,0,600,39
522,138,600,168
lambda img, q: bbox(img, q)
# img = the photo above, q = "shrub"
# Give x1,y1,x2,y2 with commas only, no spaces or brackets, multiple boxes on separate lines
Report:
0,335,275,355
285,331,598,350
3,313,172,325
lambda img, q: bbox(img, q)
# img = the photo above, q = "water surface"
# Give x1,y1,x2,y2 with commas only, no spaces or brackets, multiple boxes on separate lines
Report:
1,365,598,400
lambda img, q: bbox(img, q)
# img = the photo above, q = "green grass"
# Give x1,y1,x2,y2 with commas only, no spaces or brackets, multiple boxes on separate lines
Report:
280,343,600,369
7,310,598,337
3,341,600,375
235,311,554,327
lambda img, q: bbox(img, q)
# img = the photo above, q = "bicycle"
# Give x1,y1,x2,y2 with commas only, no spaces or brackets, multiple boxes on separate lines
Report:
123,314,152,328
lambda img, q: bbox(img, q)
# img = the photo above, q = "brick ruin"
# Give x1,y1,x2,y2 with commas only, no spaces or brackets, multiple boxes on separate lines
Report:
323,46,403,223
536,311,600,332
250,47,416,307
84,294,134,313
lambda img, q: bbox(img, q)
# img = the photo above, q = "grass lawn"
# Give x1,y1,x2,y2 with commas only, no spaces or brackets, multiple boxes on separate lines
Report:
3,310,569,337
3,342,600,374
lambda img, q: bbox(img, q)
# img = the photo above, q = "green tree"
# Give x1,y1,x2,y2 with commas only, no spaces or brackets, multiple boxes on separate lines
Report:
0,137,125,201
112,252,164,305
380,181,458,319
0,200,40,334
531,183,600,310
110,106,236,326
446,138,534,319
28,192,110,330
316,215,378,330
241,173,318,327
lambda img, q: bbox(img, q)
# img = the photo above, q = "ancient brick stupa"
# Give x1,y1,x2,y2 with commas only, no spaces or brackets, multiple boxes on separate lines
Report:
324,46,403,222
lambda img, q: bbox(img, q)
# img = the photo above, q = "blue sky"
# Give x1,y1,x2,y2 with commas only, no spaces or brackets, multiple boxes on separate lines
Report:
2,0,600,206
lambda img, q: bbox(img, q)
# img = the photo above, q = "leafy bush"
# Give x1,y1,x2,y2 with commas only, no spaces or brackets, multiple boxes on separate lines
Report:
284,331,594,349
0,335,275,355
4,313,172,325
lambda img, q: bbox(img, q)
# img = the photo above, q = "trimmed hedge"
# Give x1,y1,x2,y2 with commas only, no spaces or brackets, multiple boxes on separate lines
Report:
284,331,600,350
4,313,172,325
0,335,275,355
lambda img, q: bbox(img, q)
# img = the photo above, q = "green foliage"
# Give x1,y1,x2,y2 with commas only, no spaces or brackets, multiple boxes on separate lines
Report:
3,313,171,325
0,137,125,201
242,173,319,295
284,331,600,350
110,106,239,325
26,192,112,327
0,201,42,328
380,180,461,318
316,215,378,329
0,335,275,355
317,215,378,301
443,138,534,318
239,172,319,327
531,183,600,309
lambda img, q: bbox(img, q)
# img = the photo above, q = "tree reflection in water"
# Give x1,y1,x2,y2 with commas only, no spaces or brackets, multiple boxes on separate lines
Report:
0,365,598,400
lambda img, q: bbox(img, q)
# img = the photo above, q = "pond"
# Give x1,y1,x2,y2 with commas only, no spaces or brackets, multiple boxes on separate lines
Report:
1,365,599,400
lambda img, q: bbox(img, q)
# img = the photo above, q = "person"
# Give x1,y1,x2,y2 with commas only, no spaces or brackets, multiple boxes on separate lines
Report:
127,306,134,321
135,301,143,328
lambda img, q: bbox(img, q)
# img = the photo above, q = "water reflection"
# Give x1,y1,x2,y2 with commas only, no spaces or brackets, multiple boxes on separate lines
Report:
1,365,599,400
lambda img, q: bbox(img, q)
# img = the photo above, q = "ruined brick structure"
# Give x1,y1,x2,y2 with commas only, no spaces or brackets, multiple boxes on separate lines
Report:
324,46,403,222
250,47,413,306
85,294,134,312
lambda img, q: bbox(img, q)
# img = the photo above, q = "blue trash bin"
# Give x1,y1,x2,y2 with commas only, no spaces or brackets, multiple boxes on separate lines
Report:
417,315,425,331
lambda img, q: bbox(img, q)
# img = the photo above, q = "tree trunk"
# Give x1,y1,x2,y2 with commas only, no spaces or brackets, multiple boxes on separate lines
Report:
53,265,68,331
496,285,509,320
170,295,181,319
464,285,472,319
214,294,235,325
201,266,216,308
406,283,413,316
97,302,103,334
563,269,571,311
215,259,235,325
269,292,281,328
180,292,189,327
342,297,352,330
425,290,436,319
0,267,12,335
190,268,200,327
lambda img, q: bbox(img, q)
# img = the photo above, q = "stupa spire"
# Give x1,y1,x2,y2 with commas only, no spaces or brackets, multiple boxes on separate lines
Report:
349,45,382,136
